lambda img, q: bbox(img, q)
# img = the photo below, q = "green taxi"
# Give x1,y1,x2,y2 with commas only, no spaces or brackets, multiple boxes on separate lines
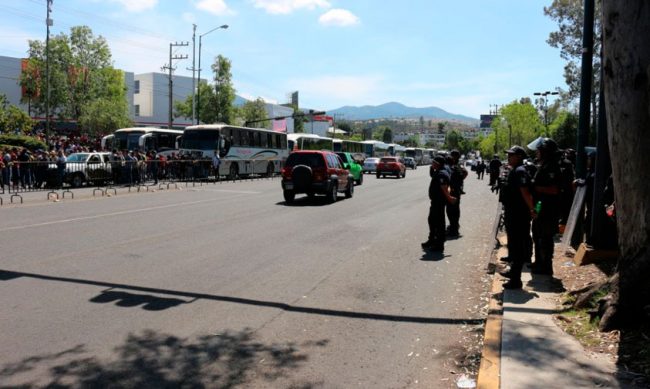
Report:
336,152,364,185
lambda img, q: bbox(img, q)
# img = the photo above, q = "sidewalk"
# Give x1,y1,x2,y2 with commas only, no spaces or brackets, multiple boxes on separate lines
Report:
477,244,643,389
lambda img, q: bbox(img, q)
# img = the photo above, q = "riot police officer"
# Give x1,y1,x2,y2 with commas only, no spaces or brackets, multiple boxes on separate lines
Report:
531,138,562,275
422,156,457,252
446,150,468,237
498,146,535,289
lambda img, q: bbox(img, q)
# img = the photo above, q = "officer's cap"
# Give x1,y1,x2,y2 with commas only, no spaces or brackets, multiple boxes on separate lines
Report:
506,145,527,158
433,155,446,166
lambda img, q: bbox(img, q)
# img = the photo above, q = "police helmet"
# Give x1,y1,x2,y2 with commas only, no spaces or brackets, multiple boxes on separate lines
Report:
538,138,558,153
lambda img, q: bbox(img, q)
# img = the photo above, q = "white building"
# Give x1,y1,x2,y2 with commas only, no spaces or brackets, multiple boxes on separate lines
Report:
1,55,295,133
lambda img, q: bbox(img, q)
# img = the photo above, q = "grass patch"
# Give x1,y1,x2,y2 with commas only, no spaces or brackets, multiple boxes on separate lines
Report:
557,308,603,348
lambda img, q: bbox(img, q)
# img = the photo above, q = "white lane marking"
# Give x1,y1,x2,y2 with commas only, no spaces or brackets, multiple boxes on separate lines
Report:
0,191,256,232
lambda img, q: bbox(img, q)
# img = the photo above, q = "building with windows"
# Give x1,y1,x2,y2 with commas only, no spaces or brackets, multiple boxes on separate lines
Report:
0,55,297,133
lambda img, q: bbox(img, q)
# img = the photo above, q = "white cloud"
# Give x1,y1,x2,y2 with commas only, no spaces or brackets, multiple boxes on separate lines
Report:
237,92,278,104
318,9,359,27
251,0,331,15
111,0,158,12
195,0,235,16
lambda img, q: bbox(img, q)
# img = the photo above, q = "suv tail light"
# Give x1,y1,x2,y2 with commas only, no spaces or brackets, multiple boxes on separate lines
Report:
312,167,327,182
281,166,292,179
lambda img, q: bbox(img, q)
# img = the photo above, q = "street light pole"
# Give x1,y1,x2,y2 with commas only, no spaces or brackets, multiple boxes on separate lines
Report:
196,24,228,125
191,24,196,123
533,90,559,133
45,0,53,140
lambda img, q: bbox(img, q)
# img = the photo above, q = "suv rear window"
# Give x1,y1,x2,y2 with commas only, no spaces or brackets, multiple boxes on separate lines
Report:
286,153,325,168
380,157,397,163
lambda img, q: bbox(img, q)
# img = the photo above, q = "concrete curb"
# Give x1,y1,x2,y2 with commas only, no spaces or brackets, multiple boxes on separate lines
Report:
476,244,507,389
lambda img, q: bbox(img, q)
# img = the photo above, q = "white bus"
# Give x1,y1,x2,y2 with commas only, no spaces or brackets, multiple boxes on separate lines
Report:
101,127,182,154
423,148,436,165
388,143,407,157
287,133,334,151
405,147,425,165
361,140,390,158
180,124,288,179
333,139,366,160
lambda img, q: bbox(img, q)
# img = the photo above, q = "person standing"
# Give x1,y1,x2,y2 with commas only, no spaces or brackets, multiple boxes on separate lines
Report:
212,151,221,181
531,138,562,276
488,154,502,187
498,146,535,289
446,150,468,237
422,156,457,252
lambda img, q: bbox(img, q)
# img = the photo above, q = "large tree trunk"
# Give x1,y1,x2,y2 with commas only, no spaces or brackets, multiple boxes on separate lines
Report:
600,1,650,330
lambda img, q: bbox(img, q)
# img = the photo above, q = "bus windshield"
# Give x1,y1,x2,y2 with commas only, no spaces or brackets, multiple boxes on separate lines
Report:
182,129,220,150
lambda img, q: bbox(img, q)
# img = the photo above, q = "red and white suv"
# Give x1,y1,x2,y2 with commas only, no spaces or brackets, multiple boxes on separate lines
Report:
281,150,354,203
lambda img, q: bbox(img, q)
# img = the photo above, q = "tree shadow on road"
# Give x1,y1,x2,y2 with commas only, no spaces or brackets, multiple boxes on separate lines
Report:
0,328,322,389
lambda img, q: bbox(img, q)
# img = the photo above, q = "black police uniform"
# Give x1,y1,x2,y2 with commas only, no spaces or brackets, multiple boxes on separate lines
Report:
426,165,451,250
532,160,562,274
502,163,533,283
446,162,465,236
489,158,502,186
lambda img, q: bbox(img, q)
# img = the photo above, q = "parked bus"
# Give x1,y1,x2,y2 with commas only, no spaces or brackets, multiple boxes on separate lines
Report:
361,140,390,158
287,133,334,151
180,124,288,179
422,148,435,165
405,147,424,165
388,143,407,157
333,139,366,160
101,127,182,154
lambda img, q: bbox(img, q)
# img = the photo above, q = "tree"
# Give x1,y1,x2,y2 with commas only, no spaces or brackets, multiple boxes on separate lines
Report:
382,127,393,143
0,94,34,134
596,0,650,331
239,98,268,128
175,82,216,124
437,122,446,134
544,0,601,133
549,111,578,150
79,98,132,137
19,25,129,130
444,130,462,151
210,55,236,125
290,104,305,133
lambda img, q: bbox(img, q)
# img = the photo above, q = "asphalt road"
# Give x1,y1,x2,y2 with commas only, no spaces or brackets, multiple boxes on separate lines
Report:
0,166,499,388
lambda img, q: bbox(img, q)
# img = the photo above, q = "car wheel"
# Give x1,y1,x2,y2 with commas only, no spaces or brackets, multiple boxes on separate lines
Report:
376,173,381,179
307,191,315,198
71,173,84,188
402,170,406,178
283,190,295,203
327,182,338,203
345,180,354,198
356,172,363,186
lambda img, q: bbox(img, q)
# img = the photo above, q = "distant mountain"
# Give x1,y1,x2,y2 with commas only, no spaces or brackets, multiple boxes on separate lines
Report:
327,102,477,123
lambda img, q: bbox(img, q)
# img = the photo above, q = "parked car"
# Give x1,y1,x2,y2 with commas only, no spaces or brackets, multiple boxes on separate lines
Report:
362,157,380,173
336,152,363,185
376,156,406,179
281,150,354,203
48,152,113,187
404,157,417,170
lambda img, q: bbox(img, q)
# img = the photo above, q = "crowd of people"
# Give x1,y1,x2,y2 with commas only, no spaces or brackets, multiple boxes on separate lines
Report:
421,140,586,290
0,132,220,191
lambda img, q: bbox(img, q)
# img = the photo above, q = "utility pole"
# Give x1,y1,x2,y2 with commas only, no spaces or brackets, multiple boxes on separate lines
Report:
533,90,559,132
575,0,595,179
162,41,188,129
489,104,500,153
190,24,196,123
45,0,53,140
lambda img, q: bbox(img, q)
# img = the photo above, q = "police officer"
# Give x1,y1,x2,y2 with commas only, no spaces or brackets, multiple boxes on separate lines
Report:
498,146,535,289
488,154,502,187
446,150,468,237
531,138,562,275
422,156,457,252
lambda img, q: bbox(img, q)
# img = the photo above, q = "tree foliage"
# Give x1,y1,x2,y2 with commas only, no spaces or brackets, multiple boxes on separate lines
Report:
544,0,601,132
211,55,236,124
0,94,34,134
239,98,268,128
19,25,129,133
477,100,544,157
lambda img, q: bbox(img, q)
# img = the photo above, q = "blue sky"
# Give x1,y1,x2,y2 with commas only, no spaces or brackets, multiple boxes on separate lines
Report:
1,0,567,119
